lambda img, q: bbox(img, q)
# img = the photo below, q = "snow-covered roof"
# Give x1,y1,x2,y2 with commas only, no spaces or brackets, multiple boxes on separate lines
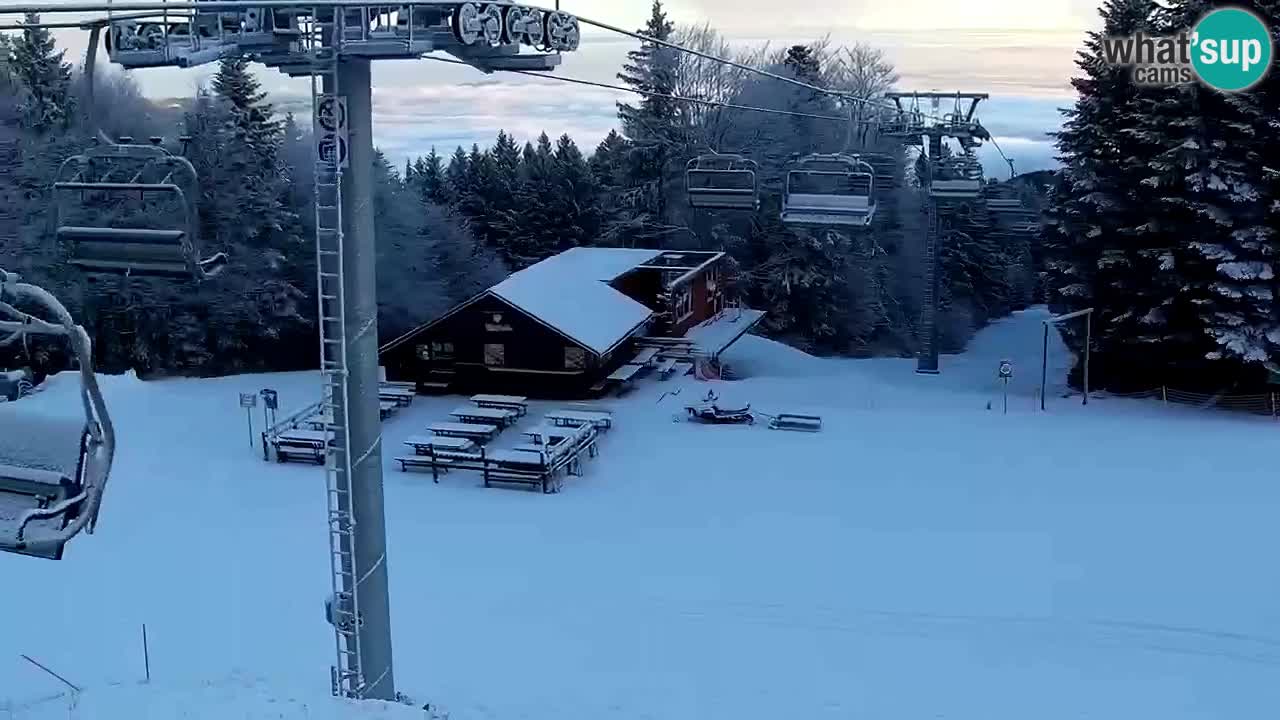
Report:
489,248,661,355
685,308,767,357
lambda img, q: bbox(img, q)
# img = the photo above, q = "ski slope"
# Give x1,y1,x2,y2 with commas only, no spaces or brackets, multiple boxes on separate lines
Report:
3,307,1278,719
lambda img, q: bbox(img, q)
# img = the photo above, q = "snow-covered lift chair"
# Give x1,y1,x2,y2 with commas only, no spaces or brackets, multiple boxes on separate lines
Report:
780,154,878,227
685,155,759,210
0,270,114,560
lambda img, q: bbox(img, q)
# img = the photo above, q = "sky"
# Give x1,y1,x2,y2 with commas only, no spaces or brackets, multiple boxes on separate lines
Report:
28,0,1103,177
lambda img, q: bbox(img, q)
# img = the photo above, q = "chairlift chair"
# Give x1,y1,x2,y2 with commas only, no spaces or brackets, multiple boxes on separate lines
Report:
928,154,984,200
781,154,878,227
53,140,227,280
0,270,113,561
685,155,759,210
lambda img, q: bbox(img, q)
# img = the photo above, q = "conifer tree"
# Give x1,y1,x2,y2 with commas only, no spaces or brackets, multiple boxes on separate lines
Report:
8,14,73,133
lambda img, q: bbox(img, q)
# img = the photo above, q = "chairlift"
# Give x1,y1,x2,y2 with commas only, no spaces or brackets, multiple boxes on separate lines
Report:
685,155,758,210
53,139,227,280
929,154,984,200
0,270,113,561
780,154,877,227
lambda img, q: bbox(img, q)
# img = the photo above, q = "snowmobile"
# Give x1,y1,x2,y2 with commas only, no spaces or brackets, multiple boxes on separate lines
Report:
683,390,755,425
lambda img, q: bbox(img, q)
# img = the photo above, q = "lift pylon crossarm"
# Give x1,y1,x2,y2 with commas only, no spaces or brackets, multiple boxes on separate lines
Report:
0,270,114,561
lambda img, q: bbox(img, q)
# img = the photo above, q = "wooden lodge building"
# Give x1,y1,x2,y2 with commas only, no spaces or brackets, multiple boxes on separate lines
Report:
379,248,766,397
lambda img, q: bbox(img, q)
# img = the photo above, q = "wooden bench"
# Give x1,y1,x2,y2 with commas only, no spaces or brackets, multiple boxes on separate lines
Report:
394,454,456,483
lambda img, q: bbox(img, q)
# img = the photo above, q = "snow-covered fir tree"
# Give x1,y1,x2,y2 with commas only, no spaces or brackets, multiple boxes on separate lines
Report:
1142,0,1279,383
8,14,73,134
1044,0,1175,390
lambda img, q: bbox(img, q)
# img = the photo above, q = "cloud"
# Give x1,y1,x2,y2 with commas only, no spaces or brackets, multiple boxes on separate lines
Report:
34,14,1084,169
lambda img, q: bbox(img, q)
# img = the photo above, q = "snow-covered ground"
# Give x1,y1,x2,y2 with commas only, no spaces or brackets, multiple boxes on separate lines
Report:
3,307,1278,719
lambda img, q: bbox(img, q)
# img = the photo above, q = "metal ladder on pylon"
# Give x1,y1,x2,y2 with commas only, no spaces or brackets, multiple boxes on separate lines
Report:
310,11,364,697
917,194,940,374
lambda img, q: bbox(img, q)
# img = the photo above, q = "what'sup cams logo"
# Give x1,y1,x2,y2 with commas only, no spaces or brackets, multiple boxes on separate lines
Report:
1102,6,1274,91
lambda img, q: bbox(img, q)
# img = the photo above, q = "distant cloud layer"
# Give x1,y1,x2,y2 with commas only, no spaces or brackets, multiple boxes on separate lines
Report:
42,2,1090,174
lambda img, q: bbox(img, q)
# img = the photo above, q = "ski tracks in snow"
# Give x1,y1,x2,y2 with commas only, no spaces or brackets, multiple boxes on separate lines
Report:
592,595,1280,668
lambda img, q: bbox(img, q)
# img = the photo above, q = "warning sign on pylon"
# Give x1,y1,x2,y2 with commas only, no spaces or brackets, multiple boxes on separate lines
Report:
315,95,349,169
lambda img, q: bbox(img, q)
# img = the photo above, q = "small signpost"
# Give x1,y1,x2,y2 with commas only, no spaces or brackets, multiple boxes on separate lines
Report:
998,359,1013,415
260,388,279,430
239,392,257,447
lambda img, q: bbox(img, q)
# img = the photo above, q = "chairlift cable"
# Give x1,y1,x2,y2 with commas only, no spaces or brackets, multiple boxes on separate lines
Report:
422,55,850,123
0,1,954,124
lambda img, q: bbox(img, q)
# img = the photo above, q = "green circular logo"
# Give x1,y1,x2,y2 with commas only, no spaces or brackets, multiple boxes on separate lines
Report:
1191,7,1273,91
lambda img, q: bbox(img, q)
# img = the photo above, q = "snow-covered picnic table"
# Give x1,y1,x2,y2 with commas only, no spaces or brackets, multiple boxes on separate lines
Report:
402,435,476,454
378,387,415,407
544,409,613,430
450,405,519,427
607,364,645,382
428,421,501,441
277,428,330,444
521,424,573,446
469,394,528,416
631,347,659,366
654,357,679,379
306,401,398,428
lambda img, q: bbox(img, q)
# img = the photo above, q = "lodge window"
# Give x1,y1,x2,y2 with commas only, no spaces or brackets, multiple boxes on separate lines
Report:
484,312,513,332
674,288,693,321
564,346,586,370
416,344,430,361
427,341,454,360
483,343,505,366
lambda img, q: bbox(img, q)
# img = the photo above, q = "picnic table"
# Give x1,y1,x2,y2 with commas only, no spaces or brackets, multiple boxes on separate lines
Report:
521,424,573,446
544,409,613,431
654,357,679,379
470,394,528,417
607,363,645,382
450,405,518,427
271,428,332,464
403,435,476,454
631,347,659,366
378,387,415,407
428,421,500,442
278,428,330,444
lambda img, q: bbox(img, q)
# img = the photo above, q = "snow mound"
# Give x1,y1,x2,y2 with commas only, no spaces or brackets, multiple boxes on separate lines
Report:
5,676,437,720
720,334,833,378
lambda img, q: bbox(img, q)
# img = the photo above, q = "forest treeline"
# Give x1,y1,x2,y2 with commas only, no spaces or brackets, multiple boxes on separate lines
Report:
2,2,1039,381
12,0,1274,395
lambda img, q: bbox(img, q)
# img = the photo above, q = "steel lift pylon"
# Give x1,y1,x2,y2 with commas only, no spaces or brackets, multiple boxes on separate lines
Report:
0,0,585,702
883,91,990,375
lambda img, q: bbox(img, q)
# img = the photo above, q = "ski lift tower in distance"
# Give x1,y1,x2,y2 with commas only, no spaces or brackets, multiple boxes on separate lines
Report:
57,0,586,702
882,91,990,375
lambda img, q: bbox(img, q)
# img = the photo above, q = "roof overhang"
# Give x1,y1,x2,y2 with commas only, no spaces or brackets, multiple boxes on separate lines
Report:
684,307,766,358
